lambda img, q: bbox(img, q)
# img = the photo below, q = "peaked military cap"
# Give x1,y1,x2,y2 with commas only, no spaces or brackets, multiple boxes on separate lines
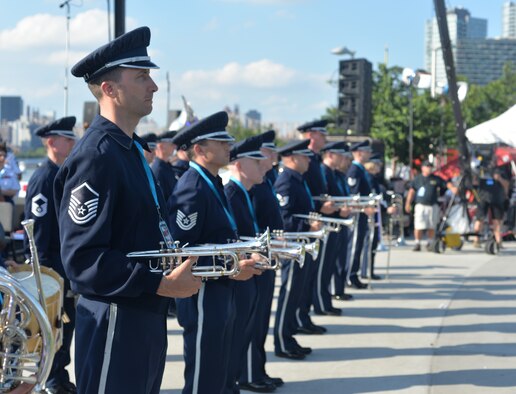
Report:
230,135,266,162
260,129,277,150
35,116,77,139
350,140,372,152
321,141,351,155
140,132,158,149
173,111,234,151
297,119,328,134
369,152,383,163
71,26,159,83
157,130,177,143
277,139,313,157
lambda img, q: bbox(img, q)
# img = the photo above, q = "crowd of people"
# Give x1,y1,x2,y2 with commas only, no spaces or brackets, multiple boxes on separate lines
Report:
2,25,514,394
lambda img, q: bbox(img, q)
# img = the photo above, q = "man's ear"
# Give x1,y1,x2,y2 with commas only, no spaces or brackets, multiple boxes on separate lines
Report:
101,81,116,98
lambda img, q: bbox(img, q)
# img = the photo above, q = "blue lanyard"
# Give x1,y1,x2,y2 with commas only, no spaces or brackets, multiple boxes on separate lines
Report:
318,162,327,190
303,180,315,210
230,177,260,235
134,141,162,215
189,161,238,233
266,178,276,196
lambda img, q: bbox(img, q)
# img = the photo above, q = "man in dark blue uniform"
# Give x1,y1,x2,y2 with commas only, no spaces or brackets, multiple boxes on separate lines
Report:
140,132,158,164
224,135,271,393
332,144,354,301
24,116,77,394
346,140,374,289
151,130,178,201
54,27,201,394
167,111,261,394
171,146,190,181
241,130,284,391
297,120,337,333
314,141,352,316
273,139,318,360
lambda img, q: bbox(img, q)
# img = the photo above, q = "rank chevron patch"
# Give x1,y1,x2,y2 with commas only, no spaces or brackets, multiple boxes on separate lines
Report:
68,182,99,225
176,210,198,231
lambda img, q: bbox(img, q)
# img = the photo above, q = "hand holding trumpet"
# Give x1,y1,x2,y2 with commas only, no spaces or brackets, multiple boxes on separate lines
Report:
156,256,202,298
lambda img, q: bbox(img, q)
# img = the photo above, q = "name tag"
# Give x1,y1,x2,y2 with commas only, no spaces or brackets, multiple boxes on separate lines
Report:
159,219,175,249
417,186,426,197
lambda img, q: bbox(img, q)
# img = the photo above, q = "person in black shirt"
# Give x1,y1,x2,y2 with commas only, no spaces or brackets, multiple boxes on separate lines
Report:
472,167,510,248
405,161,456,251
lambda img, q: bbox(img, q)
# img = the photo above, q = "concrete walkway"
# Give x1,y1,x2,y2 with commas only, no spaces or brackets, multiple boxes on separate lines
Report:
157,241,516,393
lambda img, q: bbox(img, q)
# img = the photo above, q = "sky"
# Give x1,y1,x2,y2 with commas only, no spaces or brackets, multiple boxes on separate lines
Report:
0,0,507,131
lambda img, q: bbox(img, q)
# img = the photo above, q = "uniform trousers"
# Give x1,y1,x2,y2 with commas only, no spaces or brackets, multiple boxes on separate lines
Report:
348,213,368,283
331,227,350,296
75,297,167,394
361,223,380,278
313,231,339,314
47,295,76,389
226,278,258,393
177,279,236,394
240,270,275,384
296,252,318,328
273,258,305,353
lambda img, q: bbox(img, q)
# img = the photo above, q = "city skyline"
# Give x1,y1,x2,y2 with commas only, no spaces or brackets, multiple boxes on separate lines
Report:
0,0,508,132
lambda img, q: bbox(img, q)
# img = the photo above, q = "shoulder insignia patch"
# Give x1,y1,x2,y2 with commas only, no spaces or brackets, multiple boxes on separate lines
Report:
276,193,289,207
68,182,99,225
176,210,198,231
31,193,48,217
347,177,357,187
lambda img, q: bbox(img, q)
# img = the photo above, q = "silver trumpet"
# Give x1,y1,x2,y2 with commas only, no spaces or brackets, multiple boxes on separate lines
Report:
0,219,55,392
293,212,354,232
273,229,326,252
313,194,382,211
127,230,273,279
240,236,308,267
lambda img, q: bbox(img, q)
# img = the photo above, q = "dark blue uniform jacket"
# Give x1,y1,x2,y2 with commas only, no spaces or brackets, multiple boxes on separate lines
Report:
274,167,312,232
167,162,238,252
151,157,177,201
54,115,166,313
24,159,68,285
250,170,284,232
346,161,372,196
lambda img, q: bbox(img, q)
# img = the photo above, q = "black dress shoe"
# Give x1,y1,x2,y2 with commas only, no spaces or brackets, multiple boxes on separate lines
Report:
310,323,327,333
275,349,306,360
296,326,323,335
239,381,276,393
295,345,312,355
264,376,284,387
349,279,368,289
333,293,353,301
371,274,382,280
326,307,342,316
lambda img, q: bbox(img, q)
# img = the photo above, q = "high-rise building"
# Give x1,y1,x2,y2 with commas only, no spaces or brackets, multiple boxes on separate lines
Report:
0,96,23,122
503,1,516,38
245,110,261,130
426,5,516,89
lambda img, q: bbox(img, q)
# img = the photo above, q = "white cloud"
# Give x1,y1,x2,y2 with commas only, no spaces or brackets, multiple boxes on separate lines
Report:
36,50,89,66
181,59,297,88
273,9,296,19
203,17,220,32
219,0,304,4
0,9,135,51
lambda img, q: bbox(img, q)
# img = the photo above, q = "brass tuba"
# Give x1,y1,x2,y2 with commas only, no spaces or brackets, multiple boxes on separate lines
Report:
0,219,55,392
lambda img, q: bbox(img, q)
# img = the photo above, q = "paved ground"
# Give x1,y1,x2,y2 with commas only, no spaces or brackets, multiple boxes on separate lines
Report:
71,240,516,393
160,241,516,394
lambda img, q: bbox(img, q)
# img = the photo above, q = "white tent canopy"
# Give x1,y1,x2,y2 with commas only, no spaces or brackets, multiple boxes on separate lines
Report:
466,104,516,147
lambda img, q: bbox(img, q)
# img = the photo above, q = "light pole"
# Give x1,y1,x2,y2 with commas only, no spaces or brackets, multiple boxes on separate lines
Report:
59,0,72,116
